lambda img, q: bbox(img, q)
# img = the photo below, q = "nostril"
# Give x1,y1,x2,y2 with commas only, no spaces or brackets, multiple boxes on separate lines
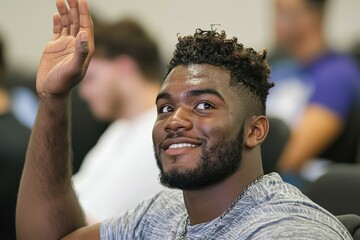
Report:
163,107,193,132
164,118,192,132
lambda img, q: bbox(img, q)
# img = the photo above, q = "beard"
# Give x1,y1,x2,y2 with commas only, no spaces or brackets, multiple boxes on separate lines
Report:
154,124,245,190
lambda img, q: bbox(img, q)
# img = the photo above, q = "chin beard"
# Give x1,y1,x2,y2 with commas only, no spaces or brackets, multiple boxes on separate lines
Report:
154,125,244,190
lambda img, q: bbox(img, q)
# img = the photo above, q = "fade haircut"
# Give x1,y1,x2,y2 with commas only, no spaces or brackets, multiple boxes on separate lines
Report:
94,18,163,83
165,28,274,115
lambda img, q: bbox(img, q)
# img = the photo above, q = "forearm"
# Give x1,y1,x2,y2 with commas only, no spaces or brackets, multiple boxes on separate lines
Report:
16,94,85,240
278,105,342,173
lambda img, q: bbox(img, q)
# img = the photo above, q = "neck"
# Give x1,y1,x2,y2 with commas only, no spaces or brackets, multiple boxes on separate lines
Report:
183,157,263,225
0,87,10,114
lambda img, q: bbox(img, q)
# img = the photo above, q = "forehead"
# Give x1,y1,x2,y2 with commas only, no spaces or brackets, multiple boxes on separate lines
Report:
161,64,232,93
276,0,305,10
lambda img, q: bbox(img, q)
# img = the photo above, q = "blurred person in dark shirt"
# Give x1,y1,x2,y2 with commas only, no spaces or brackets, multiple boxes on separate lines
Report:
267,0,360,186
0,34,31,239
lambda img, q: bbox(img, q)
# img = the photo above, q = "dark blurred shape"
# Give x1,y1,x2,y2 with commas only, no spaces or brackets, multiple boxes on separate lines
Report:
336,214,360,240
0,112,30,239
0,34,31,239
306,164,360,216
262,117,290,173
351,40,360,67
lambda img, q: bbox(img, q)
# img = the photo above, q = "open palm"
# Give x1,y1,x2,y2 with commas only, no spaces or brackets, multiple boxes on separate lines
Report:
36,0,94,96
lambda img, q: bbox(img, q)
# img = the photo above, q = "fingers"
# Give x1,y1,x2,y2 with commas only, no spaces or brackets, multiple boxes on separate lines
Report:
76,31,89,55
56,0,70,36
79,0,93,30
52,14,62,40
52,0,94,79
54,0,92,40
67,0,80,36
79,0,94,60
70,31,90,77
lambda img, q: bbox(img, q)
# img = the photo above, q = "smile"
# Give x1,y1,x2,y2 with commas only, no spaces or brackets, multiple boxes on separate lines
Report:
168,143,197,149
160,137,202,151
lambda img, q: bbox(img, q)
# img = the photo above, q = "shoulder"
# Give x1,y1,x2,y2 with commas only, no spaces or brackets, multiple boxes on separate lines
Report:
233,173,352,239
244,215,351,240
306,52,360,117
100,189,185,239
311,52,360,82
135,188,185,223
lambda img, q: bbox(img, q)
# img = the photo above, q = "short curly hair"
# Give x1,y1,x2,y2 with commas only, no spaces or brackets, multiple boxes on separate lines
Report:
166,29,274,115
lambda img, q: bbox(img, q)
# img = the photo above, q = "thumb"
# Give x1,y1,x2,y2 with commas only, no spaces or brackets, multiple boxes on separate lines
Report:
73,30,90,70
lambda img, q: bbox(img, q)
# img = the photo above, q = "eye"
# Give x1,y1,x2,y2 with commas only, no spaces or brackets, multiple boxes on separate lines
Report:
196,102,214,110
159,105,174,113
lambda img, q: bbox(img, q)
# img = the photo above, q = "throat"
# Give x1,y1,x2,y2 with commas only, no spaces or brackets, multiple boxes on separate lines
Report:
183,188,229,225
183,172,264,225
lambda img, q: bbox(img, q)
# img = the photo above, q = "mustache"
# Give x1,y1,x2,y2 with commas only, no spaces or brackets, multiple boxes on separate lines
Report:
164,131,185,139
157,131,206,150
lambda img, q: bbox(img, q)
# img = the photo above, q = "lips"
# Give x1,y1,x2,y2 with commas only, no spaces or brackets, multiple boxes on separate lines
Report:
169,143,197,149
161,137,202,150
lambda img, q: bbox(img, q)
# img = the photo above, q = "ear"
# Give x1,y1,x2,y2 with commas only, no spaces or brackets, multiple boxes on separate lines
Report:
244,116,269,149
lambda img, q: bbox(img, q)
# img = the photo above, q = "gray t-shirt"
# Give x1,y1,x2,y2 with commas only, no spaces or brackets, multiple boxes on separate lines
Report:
100,173,351,239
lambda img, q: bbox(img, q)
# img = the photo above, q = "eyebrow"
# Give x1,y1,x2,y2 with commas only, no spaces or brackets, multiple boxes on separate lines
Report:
155,88,225,103
155,92,171,103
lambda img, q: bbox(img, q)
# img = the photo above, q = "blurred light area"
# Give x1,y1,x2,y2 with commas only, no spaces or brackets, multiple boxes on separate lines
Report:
0,0,359,76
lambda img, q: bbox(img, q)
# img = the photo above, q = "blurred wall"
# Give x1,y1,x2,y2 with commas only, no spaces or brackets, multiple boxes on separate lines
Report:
0,0,359,75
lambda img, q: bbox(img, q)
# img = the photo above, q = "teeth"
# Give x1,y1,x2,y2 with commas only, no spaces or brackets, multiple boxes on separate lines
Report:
168,143,197,149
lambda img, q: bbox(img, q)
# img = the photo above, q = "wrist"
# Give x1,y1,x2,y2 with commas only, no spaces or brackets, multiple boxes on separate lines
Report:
37,92,72,113
38,91,71,102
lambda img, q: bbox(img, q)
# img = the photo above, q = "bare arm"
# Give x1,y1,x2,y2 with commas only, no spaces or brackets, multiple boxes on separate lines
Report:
277,104,343,173
16,0,98,239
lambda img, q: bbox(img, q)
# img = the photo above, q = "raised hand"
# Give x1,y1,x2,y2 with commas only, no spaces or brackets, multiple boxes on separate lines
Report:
36,0,94,96
16,1,99,239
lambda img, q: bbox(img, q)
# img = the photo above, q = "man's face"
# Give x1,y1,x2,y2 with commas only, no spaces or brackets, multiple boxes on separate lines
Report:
275,0,320,55
79,57,122,121
152,64,246,190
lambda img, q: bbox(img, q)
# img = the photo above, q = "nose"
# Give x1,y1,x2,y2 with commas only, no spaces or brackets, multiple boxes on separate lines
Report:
164,107,193,132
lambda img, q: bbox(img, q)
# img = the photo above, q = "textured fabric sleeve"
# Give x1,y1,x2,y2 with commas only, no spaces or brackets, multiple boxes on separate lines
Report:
99,192,160,240
308,57,359,120
247,216,352,240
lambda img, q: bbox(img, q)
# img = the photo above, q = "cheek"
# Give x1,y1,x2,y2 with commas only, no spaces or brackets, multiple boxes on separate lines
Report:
83,77,107,98
97,77,117,101
152,120,163,146
197,118,240,143
197,123,229,143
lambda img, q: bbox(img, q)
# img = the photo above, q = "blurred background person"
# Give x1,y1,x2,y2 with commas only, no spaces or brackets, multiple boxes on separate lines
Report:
0,34,31,239
266,0,360,187
72,18,164,223
71,84,109,174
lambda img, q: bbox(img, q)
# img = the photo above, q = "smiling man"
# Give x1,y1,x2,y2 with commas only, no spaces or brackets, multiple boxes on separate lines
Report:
16,0,352,239
154,64,252,191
